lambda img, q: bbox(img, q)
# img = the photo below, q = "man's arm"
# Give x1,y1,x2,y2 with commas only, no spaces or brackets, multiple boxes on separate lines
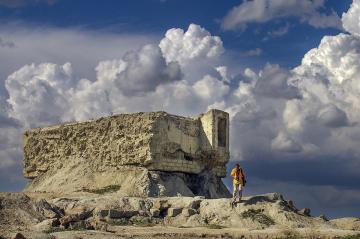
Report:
230,168,236,177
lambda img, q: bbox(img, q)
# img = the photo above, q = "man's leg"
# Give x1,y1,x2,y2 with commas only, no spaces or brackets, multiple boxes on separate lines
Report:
231,183,238,208
237,184,243,203
233,184,239,199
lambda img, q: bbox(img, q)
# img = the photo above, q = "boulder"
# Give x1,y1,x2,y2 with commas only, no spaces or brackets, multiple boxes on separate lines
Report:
182,208,197,217
188,200,202,210
33,218,59,231
319,214,328,221
11,233,26,239
298,208,311,217
35,199,63,218
94,209,109,218
43,208,58,219
109,209,138,219
330,217,360,230
68,220,94,230
152,200,170,211
65,205,93,219
150,208,160,217
168,208,182,217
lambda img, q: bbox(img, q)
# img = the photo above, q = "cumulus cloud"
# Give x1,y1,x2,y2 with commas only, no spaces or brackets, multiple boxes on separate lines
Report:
193,75,230,100
5,63,75,128
253,63,300,99
221,0,342,31
342,0,360,36
159,24,224,65
317,105,349,128
0,25,158,92
97,45,182,96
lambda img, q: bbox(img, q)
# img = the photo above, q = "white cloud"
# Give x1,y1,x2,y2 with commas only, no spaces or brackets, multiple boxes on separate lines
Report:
5,62,75,128
342,0,360,37
97,44,182,96
193,75,229,100
253,63,300,99
221,0,342,31
0,24,158,89
317,105,349,128
159,24,224,65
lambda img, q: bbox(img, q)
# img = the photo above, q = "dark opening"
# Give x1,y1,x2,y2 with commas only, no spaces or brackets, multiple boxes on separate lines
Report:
218,118,226,147
184,154,193,161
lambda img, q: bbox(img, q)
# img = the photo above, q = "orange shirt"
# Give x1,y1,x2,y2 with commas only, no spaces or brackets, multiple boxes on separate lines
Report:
231,167,245,185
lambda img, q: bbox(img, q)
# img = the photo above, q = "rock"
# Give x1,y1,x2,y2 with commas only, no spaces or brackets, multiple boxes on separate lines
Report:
168,208,182,217
65,205,92,219
138,210,147,217
60,210,92,228
0,193,56,233
188,200,202,210
68,220,94,230
182,208,197,217
330,217,360,230
109,209,138,219
319,214,328,221
89,218,108,231
153,200,170,211
11,233,26,239
33,218,59,231
150,208,160,217
298,208,311,217
287,200,295,208
35,199,63,218
43,208,58,219
94,209,109,218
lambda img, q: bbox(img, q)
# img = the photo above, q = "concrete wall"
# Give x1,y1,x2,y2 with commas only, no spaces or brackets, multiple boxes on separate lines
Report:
23,112,158,179
147,109,229,177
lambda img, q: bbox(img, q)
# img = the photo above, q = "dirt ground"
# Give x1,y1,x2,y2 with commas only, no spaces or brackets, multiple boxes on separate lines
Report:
3,225,359,239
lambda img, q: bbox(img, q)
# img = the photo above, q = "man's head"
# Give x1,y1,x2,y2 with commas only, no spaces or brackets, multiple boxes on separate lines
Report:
235,163,240,169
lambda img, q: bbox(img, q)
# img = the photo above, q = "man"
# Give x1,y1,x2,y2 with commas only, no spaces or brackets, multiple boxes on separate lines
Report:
230,163,245,208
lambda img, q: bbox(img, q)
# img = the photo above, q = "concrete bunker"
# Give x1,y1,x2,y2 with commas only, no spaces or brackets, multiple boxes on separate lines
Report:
23,109,231,198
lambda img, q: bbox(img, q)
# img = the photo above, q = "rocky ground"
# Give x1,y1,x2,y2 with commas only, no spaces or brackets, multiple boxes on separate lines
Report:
0,192,359,239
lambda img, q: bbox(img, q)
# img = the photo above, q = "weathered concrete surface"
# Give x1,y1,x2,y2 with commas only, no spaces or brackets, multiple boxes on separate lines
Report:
23,110,230,197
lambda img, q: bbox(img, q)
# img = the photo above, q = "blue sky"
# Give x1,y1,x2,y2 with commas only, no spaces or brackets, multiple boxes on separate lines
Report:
0,0,351,67
1,0,360,219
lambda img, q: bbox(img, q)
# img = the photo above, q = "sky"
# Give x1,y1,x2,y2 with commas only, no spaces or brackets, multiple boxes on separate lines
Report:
0,0,359,218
